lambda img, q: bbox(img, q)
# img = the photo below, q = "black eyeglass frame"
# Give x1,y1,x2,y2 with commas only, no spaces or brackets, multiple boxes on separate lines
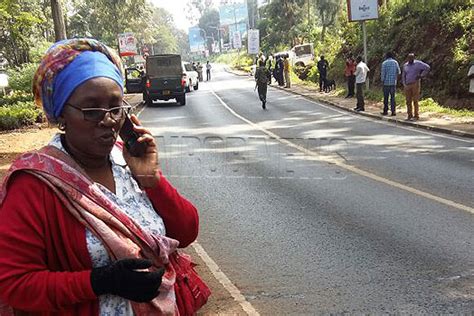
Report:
66,100,133,122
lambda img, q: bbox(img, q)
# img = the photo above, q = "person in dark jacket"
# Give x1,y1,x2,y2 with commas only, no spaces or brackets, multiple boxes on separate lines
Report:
255,60,270,109
317,55,329,92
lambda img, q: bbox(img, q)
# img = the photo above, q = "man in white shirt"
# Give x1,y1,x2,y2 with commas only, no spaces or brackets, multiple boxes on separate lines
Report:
206,61,212,81
354,56,370,111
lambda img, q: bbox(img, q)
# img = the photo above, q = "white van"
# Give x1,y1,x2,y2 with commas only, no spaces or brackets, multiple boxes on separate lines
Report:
290,43,314,67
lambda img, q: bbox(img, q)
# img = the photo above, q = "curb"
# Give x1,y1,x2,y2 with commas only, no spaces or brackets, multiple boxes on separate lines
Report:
225,67,474,139
274,85,474,139
224,67,249,77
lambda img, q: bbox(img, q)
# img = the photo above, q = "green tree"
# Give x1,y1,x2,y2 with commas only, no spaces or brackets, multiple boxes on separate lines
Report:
0,0,47,66
198,8,219,52
315,0,341,41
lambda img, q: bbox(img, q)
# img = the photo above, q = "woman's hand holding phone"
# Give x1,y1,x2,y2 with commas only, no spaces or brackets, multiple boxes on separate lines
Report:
121,114,160,188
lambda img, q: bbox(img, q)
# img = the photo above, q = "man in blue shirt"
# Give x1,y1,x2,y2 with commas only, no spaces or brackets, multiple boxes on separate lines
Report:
380,52,401,116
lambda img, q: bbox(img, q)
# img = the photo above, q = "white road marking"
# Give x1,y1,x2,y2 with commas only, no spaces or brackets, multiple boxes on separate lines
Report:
192,242,260,316
211,89,474,215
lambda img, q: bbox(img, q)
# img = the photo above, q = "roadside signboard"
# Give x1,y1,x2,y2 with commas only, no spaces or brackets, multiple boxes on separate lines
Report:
347,0,379,21
233,32,242,49
189,27,205,53
247,29,259,54
118,33,138,57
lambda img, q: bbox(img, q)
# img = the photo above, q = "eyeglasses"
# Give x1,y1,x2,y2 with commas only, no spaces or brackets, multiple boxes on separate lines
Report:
66,100,132,122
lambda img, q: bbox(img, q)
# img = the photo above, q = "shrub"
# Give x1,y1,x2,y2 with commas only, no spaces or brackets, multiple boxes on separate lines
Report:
6,63,39,92
0,101,42,130
0,91,34,106
294,64,313,80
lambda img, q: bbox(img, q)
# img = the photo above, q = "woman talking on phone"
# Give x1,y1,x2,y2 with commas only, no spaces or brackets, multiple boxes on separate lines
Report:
0,38,208,315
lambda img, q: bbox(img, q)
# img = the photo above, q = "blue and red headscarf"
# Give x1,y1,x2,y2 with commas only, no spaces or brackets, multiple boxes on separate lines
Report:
33,38,124,123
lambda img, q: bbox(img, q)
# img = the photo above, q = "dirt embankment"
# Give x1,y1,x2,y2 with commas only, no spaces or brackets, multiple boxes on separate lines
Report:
0,125,57,181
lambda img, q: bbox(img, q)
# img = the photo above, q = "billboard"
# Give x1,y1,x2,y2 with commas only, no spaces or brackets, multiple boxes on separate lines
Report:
229,22,247,39
247,29,259,54
219,3,248,26
118,33,137,57
347,0,379,21
188,27,205,53
233,32,242,49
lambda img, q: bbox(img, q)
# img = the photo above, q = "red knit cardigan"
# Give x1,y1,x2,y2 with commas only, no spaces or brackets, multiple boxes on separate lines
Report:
0,172,199,315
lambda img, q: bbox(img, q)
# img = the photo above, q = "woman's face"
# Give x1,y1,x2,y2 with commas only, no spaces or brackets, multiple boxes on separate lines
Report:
60,77,124,158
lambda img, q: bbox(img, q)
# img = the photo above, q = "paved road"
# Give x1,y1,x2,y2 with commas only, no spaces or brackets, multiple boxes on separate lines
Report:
137,66,474,314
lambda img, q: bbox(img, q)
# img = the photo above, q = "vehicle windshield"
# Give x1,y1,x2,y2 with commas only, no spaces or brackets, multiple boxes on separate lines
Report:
146,55,182,77
184,63,194,71
294,45,312,56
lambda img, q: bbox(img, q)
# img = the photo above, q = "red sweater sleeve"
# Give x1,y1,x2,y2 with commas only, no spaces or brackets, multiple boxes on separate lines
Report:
145,173,199,248
0,173,97,312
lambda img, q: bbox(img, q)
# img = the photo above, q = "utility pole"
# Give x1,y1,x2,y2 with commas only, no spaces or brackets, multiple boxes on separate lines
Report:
361,20,369,89
51,0,67,41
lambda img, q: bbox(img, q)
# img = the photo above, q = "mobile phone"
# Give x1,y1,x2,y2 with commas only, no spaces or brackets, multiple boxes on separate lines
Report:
119,114,148,157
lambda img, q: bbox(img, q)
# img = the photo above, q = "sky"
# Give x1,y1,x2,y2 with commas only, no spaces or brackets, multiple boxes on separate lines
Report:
150,0,217,32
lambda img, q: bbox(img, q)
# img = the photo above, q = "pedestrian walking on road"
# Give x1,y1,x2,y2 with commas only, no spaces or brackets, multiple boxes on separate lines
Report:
344,55,356,98
283,54,291,88
206,61,212,81
0,38,208,315
354,56,370,112
380,52,401,116
317,55,329,92
255,60,270,109
402,53,430,121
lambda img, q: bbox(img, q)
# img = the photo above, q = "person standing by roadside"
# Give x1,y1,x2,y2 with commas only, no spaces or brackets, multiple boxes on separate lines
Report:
197,62,203,82
317,55,329,92
267,54,274,84
402,53,430,121
468,63,474,94
206,61,212,81
255,60,270,109
344,55,356,98
354,56,370,112
277,56,285,86
380,52,401,116
283,54,291,88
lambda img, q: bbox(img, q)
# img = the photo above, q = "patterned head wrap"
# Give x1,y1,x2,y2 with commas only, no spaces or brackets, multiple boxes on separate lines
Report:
33,38,124,123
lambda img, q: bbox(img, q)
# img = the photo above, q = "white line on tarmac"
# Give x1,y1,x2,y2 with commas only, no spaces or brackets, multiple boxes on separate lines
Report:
211,89,474,215
137,101,260,315
192,242,260,316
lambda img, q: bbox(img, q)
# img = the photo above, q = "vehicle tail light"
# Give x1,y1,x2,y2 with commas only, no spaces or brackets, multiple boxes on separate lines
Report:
146,79,150,88
181,74,186,87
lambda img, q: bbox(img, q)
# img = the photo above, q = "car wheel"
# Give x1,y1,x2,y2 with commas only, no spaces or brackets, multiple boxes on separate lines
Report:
193,81,199,90
176,94,186,106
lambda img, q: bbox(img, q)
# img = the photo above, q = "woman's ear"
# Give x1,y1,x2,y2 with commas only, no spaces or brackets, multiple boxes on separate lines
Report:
57,115,67,131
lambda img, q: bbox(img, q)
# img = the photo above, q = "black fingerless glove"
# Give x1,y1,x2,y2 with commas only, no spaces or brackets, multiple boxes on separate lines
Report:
90,258,165,302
